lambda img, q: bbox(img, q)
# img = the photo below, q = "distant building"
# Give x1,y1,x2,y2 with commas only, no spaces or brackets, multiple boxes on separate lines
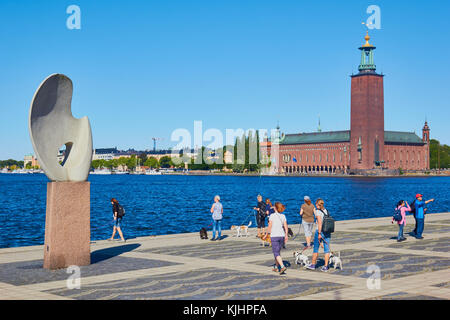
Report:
93,147,119,160
261,33,430,175
24,154,40,168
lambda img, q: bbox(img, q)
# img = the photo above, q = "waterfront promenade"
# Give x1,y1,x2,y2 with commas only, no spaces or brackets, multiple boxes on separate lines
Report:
0,213,449,300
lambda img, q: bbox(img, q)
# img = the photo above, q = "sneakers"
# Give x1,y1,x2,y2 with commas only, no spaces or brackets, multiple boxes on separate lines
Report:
416,236,424,240
397,238,407,242
321,266,329,272
279,266,287,275
210,238,216,241
305,264,316,270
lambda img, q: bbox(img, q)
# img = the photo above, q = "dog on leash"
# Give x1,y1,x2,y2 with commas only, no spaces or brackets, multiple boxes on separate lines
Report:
329,251,343,270
260,234,272,247
288,228,294,238
199,227,208,240
230,221,252,237
293,251,310,267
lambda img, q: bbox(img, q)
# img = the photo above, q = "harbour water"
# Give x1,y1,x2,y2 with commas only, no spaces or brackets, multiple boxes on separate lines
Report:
0,174,449,248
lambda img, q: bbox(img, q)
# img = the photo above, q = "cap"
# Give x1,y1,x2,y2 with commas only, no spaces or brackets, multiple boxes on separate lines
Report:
304,196,310,201
416,194,423,199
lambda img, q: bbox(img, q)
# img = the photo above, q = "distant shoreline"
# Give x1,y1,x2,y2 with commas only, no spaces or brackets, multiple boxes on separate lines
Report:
2,172,449,178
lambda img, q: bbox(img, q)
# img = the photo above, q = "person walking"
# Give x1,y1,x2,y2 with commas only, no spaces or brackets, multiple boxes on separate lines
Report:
300,196,315,248
265,198,275,217
210,195,223,241
392,200,411,242
253,195,267,238
306,198,332,272
266,202,289,275
414,194,435,239
108,198,126,242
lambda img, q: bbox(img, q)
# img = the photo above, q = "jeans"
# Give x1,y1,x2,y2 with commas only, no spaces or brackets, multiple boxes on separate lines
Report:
212,219,222,239
313,230,331,254
416,218,424,238
397,223,404,240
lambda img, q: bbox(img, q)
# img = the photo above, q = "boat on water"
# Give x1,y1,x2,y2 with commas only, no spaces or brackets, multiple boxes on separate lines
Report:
11,169,30,174
91,168,112,175
0,168,9,174
145,169,162,175
113,170,128,175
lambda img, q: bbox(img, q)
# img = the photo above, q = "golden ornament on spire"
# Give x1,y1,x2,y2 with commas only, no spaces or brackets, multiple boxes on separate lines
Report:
362,31,373,48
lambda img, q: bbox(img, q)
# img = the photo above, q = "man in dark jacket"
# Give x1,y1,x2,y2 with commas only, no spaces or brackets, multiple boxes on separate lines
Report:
254,195,267,238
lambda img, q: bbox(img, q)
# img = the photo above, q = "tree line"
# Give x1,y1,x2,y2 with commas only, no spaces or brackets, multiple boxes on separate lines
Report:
430,139,450,169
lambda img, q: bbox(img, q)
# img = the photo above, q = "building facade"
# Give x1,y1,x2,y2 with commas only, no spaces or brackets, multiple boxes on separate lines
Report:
262,33,430,174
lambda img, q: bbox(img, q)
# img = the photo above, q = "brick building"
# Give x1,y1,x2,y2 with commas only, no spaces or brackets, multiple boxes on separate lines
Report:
262,33,430,175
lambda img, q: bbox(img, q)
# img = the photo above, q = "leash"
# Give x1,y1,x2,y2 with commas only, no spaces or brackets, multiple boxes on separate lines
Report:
240,210,256,226
291,216,303,241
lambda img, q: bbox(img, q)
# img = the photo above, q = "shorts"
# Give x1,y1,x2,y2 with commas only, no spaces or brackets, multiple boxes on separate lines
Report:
302,221,315,238
313,230,331,254
271,237,285,258
114,218,122,228
257,215,266,228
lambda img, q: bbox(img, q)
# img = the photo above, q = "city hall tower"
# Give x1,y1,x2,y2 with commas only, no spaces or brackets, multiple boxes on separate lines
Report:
350,32,385,171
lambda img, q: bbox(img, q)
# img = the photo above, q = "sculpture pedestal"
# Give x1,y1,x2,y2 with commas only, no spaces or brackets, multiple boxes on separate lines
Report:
43,182,91,270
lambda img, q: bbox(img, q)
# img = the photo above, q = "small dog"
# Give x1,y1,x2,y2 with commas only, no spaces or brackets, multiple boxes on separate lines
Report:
329,251,343,270
260,234,272,247
293,251,310,267
199,227,208,240
288,228,294,238
230,221,252,237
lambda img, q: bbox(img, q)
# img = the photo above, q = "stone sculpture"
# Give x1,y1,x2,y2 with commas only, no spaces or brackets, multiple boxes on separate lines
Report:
29,74,93,182
29,74,92,269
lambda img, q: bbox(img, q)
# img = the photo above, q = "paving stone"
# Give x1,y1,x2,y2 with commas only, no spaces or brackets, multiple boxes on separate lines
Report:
46,268,348,300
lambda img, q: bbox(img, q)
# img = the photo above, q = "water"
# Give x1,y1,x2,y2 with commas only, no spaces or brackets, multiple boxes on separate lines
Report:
0,174,449,248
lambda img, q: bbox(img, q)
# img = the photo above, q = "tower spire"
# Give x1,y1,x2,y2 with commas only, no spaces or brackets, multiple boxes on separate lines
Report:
358,31,377,73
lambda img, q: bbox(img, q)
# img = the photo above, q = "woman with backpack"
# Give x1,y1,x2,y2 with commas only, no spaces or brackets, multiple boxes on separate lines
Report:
392,200,411,242
210,195,223,241
108,198,126,242
306,198,332,272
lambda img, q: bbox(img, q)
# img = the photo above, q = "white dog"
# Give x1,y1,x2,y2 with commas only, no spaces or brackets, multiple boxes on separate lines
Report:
329,252,343,270
230,221,252,237
293,251,310,267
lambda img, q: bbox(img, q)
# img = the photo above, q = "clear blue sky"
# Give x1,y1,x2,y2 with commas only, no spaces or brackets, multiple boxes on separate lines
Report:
0,0,449,160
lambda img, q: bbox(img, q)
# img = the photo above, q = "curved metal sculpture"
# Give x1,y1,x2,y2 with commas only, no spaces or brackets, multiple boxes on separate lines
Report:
29,74,93,182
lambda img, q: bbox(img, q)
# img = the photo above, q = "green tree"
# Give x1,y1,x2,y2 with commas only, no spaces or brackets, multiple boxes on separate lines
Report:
144,156,159,168
138,153,148,166
127,155,137,171
159,156,173,168
430,139,450,169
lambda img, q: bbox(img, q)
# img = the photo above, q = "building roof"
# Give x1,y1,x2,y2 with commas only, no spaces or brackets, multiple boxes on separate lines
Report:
384,131,425,145
280,131,350,145
279,130,424,146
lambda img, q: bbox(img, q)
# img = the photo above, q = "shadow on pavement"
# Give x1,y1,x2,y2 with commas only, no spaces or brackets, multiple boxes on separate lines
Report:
91,243,141,264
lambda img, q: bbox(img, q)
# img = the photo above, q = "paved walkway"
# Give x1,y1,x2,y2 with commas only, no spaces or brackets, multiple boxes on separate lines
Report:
0,213,449,300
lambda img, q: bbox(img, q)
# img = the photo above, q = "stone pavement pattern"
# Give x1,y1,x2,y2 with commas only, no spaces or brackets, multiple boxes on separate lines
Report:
0,213,449,300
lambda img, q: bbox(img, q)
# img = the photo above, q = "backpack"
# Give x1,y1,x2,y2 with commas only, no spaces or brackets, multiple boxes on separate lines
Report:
117,204,125,218
320,209,335,234
393,207,402,222
409,200,416,217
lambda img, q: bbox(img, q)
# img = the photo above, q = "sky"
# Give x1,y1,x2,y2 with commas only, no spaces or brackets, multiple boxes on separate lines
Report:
0,0,449,160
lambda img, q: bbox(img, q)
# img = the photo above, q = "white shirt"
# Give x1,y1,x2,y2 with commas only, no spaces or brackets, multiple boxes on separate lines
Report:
314,208,329,229
269,212,287,237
